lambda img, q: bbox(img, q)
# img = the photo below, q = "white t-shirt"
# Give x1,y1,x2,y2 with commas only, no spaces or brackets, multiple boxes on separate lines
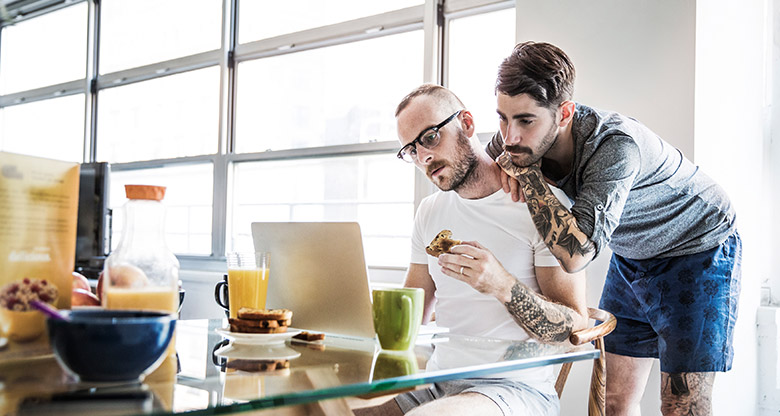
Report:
411,187,571,394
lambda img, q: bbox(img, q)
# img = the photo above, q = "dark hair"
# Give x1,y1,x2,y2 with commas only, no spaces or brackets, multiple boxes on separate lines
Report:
395,83,465,117
495,41,575,109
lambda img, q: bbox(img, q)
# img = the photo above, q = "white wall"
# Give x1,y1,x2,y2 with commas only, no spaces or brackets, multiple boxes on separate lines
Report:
695,1,767,414
516,0,768,414
515,0,696,158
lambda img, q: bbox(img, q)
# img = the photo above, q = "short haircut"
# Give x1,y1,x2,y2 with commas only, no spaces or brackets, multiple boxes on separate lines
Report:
495,41,576,109
395,83,465,117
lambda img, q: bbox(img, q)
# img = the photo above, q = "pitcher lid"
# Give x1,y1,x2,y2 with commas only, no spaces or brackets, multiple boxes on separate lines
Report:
125,185,166,201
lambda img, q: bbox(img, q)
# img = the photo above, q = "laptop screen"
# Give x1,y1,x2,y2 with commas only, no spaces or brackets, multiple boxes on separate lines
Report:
251,222,377,339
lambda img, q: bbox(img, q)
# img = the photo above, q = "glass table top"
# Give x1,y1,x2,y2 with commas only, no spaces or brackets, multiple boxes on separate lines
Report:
0,319,598,415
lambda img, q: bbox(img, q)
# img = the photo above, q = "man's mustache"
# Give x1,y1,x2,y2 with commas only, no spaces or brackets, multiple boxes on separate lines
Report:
427,161,446,176
504,145,533,155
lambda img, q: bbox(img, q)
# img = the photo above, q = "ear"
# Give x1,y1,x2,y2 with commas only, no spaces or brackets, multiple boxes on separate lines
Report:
558,101,576,127
460,110,476,135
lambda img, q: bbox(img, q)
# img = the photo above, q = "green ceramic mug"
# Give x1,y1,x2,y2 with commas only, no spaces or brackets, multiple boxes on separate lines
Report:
372,287,424,350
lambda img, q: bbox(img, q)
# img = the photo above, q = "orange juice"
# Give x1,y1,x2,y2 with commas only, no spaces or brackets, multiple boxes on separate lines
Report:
104,287,178,313
227,268,269,318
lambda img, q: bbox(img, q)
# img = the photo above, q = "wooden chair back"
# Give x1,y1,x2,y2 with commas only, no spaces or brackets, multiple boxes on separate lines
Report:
554,307,617,416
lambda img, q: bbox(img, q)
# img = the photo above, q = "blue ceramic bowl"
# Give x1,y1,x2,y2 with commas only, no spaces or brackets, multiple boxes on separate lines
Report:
47,309,176,382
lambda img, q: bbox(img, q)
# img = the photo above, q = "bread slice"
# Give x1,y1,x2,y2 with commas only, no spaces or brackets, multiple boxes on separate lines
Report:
230,323,288,334
292,331,325,341
425,230,462,257
229,317,283,329
237,307,293,321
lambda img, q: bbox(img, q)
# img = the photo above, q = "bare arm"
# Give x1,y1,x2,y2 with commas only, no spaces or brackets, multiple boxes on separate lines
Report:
403,263,437,324
439,242,587,343
497,154,596,273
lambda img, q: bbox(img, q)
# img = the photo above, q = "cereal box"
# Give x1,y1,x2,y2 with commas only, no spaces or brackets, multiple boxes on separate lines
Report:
0,152,79,351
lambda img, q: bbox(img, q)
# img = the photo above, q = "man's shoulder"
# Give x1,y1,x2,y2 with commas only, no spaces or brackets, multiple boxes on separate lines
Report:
419,189,447,207
574,103,656,146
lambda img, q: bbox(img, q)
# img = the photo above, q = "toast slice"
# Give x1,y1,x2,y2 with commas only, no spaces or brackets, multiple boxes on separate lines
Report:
425,230,462,258
237,307,293,321
229,323,289,334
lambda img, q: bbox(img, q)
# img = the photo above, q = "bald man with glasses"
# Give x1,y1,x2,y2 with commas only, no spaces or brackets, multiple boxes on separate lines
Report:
354,84,588,416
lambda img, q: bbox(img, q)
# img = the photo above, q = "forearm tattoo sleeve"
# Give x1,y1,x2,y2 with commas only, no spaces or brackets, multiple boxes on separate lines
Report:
504,281,575,343
499,159,596,266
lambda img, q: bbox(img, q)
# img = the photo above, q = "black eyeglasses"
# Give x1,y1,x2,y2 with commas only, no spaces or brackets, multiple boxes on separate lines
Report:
397,110,462,163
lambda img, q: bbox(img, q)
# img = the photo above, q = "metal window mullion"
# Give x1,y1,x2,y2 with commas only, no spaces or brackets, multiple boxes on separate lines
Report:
0,79,85,107
443,0,513,15
226,141,399,164
211,0,237,259
235,22,422,62
413,0,444,212
95,50,222,90
83,0,99,163
422,0,441,84
233,5,424,61
108,154,218,172
0,0,87,28
212,155,228,258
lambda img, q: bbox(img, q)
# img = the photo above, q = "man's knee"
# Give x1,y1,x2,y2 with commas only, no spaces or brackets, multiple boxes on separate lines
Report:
407,393,502,416
353,397,404,416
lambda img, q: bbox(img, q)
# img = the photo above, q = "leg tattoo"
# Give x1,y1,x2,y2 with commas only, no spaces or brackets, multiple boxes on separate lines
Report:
661,372,715,416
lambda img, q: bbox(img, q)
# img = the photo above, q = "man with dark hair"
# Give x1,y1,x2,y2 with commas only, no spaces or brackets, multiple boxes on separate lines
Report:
489,41,741,416
355,83,587,415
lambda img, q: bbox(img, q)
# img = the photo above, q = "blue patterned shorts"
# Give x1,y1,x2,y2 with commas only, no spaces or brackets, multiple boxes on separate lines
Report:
599,231,741,373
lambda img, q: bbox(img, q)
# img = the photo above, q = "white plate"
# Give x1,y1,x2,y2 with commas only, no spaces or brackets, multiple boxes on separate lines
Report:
215,328,302,345
214,343,301,361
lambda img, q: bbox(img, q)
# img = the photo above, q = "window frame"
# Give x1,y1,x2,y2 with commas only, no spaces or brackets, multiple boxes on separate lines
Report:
0,0,515,273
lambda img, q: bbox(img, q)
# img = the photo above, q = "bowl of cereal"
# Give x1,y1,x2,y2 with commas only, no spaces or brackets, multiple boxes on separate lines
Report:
47,309,176,382
0,278,59,342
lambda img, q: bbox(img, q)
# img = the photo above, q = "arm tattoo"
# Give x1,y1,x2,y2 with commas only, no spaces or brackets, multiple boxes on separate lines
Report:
661,372,714,415
499,157,596,265
557,224,593,257
504,281,575,343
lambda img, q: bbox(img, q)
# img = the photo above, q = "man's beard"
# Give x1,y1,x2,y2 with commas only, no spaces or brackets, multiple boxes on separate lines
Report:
428,129,479,192
504,122,558,167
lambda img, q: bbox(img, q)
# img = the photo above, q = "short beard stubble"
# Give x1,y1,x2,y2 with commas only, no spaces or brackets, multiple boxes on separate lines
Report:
432,129,479,193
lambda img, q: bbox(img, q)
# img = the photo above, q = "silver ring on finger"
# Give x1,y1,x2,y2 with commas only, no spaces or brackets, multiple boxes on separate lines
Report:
459,266,464,275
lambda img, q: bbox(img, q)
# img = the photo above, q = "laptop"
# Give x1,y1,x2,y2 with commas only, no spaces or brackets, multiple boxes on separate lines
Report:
251,222,377,341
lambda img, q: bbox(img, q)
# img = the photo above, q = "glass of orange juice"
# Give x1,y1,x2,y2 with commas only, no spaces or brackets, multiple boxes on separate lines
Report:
226,252,270,318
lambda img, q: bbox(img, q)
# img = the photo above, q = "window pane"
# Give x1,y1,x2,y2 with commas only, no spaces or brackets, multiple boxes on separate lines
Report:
100,0,222,74
97,67,220,163
235,31,423,153
448,9,515,136
230,155,414,267
239,0,422,44
0,3,88,94
0,95,85,162
109,164,213,256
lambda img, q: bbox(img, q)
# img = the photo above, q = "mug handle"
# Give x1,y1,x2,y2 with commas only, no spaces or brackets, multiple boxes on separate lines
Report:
398,294,413,345
212,339,229,370
214,281,229,310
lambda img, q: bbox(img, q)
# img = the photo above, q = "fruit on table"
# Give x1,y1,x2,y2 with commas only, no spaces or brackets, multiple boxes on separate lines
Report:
72,272,90,292
98,264,150,300
106,264,149,288
72,288,100,306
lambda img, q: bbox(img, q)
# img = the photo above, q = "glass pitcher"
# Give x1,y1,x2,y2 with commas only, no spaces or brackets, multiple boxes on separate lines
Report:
101,185,179,314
